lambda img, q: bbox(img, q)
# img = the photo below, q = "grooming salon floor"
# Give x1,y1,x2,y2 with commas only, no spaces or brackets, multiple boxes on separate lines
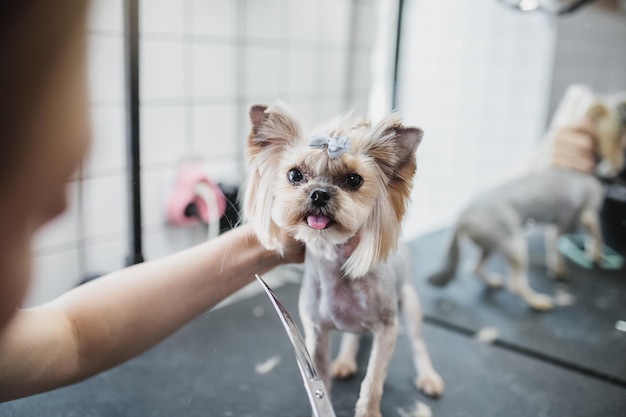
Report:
3,229,625,417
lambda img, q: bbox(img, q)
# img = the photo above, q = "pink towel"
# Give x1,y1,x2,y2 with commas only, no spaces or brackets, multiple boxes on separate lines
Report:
166,162,226,226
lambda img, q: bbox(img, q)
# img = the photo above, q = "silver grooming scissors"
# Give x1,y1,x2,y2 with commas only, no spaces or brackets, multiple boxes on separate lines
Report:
255,274,336,417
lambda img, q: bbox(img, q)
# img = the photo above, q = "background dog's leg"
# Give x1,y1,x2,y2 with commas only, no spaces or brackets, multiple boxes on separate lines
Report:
472,249,503,288
502,236,554,311
427,228,461,287
580,209,603,263
544,226,566,278
331,332,360,379
354,322,398,417
400,284,444,397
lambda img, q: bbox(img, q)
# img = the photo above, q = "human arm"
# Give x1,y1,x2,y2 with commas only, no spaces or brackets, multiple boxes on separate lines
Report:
0,223,303,402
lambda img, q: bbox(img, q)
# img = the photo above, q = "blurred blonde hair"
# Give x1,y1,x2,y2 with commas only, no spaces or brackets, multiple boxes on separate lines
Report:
0,0,88,183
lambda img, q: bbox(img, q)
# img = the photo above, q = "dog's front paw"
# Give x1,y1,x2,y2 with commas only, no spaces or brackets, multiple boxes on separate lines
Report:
354,404,382,417
591,250,603,265
331,357,358,379
550,266,567,280
416,370,444,397
527,293,554,311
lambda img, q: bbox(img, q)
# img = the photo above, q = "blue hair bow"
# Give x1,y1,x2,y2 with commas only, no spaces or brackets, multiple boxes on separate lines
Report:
308,134,350,158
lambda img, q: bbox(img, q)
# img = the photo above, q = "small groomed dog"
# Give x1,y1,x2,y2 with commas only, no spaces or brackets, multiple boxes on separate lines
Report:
244,104,443,417
428,88,626,311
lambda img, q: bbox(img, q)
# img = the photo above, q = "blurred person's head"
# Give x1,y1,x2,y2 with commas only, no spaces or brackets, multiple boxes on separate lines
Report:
0,0,89,331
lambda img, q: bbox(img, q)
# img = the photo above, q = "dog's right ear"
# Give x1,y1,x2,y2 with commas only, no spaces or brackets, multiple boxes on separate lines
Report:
244,104,302,253
250,104,269,134
247,103,301,159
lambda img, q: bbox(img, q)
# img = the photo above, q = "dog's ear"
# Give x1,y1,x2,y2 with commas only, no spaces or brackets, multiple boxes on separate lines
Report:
364,115,423,180
550,84,595,130
342,116,422,278
586,102,624,175
364,115,422,221
244,104,302,253
247,103,301,160
249,104,269,134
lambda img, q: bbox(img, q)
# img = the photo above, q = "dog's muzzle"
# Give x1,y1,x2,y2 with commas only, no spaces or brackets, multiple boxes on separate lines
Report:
310,189,331,207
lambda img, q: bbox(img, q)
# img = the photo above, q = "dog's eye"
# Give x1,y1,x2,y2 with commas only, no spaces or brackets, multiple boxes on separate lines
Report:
345,174,363,189
287,168,304,184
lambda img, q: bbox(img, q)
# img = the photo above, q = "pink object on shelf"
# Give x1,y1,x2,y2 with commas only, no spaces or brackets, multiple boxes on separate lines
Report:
166,162,226,227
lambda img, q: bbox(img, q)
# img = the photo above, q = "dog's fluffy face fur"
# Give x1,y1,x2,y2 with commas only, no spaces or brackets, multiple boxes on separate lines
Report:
244,104,422,278
557,85,626,177
586,98,626,177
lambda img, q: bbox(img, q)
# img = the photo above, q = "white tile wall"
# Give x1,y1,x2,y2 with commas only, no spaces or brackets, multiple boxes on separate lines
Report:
140,0,185,36
548,2,626,115
190,43,237,99
25,250,81,307
87,35,125,104
190,0,238,38
141,167,178,228
191,104,239,159
143,226,200,260
83,238,126,278
286,0,319,42
245,46,283,97
27,0,379,305
320,50,349,95
313,99,351,127
321,0,353,46
85,107,126,176
81,175,128,240
88,0,123,33
199,158,242,185
286,48,317,96
352,0,377,47
140,40,186,101
397,0,557,240
141,106,188,166
244,0,284,40
348,50,371,96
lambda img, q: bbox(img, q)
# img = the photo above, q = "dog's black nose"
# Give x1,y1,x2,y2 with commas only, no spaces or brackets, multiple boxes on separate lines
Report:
310,189,331,207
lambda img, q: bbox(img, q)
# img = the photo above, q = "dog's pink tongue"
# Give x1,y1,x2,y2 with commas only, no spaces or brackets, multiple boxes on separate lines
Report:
307,215,330,230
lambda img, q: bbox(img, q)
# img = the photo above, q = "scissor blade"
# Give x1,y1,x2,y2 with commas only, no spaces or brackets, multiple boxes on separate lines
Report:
255,274,336,417
255,274,317,379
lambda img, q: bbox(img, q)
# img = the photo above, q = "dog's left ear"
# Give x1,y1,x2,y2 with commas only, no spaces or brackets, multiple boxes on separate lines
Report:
343,115,423,279
364,115,423,181
363,116,423,219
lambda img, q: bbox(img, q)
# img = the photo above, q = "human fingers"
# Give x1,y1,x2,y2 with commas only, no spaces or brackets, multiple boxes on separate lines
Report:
552,149,595,172
554,129,594,152
551,129,594,173
278,229,305,264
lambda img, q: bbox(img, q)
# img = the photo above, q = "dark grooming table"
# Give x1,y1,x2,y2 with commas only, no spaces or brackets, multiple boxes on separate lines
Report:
2,229,626,416
411,228,626,384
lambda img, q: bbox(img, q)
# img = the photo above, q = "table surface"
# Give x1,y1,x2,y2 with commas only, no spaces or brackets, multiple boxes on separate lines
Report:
2,229,626,417
410,229,626,384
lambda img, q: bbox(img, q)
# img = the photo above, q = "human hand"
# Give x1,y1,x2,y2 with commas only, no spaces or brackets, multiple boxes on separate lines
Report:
277,229,305,264
551,124,595,173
